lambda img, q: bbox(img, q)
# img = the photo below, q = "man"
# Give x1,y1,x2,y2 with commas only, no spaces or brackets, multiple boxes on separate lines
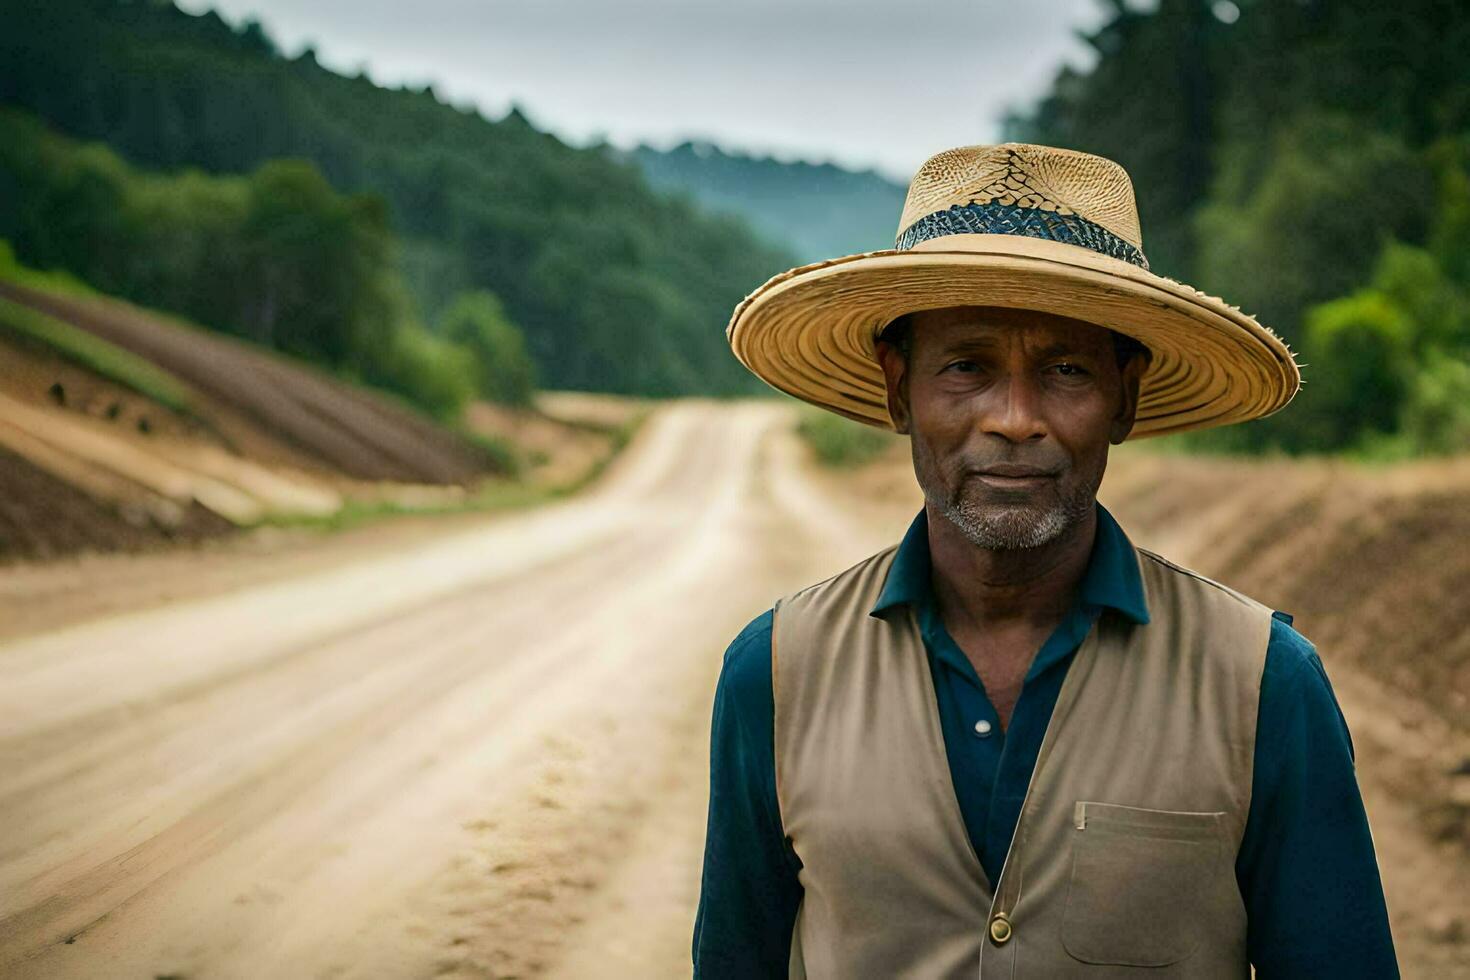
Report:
694,143,1398,977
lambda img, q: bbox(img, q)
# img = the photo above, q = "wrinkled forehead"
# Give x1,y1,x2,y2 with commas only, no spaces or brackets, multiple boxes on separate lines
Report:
908,305,1116,354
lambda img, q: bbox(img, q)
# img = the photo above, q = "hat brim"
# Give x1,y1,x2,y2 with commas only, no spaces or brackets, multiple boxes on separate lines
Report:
727,234,1301,439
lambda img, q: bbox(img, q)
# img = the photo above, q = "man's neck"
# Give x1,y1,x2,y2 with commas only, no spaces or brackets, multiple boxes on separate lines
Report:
925,501,1098,634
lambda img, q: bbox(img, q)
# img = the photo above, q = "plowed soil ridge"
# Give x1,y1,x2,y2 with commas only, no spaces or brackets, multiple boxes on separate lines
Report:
0,280,496,484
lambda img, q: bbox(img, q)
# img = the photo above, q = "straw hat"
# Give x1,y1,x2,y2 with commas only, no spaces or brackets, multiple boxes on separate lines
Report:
726,143,1301,438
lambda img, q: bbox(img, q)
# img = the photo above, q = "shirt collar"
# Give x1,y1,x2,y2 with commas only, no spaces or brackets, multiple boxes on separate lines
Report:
868,500,1151,626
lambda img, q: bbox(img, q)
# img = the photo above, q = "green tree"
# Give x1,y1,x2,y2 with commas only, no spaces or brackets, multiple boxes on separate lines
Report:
1194,115,1433,333
1296,291,1414,449
1426,138,1470,291
1369,242,1468,355
1248,237,1470,456
0,109,479,421
238,160,401,368
362,323,478,422
1401,350,1470,454
0,0,791,396
437,291,537,407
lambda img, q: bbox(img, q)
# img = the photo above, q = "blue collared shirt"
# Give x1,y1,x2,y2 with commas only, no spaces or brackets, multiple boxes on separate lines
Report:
693,502,1398,978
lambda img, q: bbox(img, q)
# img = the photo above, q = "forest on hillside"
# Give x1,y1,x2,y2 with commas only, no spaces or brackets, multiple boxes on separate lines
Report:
2,0,1466,456
0,0,795,410
1009,0,1470,455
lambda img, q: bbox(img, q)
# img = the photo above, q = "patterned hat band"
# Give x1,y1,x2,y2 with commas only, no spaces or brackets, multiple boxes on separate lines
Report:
894,201,1150,271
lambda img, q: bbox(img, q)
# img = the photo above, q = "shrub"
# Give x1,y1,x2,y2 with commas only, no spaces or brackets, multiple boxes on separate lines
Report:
1297,291,1414,449
363,324,478,422
1401,349,1470,454
437,291,537,407
795,405,900,467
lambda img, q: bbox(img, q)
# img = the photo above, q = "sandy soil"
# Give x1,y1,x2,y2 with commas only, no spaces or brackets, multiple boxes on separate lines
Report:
0,405,1465,978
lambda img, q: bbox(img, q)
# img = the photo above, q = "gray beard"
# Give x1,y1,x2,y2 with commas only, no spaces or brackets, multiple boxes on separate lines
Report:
910,433,1101,552
936,490,1089,551
916,455,1098,551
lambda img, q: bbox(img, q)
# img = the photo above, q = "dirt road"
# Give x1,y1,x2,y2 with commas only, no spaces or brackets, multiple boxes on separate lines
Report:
1,400,1465,978
0,401,905,979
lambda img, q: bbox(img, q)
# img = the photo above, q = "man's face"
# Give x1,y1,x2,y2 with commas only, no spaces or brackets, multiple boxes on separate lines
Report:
876,306,1145,551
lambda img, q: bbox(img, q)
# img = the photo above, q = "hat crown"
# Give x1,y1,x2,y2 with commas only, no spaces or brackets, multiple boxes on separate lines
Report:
896,143,1144,253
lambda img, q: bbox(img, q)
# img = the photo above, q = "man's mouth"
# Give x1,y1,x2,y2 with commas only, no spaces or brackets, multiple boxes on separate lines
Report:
970,464,1059,489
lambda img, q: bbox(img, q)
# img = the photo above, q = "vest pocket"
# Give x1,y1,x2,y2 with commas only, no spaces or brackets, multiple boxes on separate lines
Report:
1061,801,1227,967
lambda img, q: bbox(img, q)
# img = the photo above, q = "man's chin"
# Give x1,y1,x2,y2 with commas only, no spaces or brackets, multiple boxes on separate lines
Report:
942,500,1070,551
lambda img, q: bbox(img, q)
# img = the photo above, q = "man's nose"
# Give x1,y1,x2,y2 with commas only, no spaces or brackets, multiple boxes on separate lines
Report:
979,374,1047,443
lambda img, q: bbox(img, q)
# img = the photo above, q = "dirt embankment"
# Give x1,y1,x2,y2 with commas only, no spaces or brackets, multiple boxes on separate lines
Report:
1100,450,1470,736
0,281,493,484
0,280,637,562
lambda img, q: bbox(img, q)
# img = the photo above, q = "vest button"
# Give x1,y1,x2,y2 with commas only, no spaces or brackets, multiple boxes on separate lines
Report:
989,913,1012,945
973,719,993,738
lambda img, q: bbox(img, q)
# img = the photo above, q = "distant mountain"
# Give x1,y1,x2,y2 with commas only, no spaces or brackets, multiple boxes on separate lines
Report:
625,141,909,264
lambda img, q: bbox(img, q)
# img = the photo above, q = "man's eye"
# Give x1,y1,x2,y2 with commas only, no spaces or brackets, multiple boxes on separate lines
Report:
1051,362,1089,377
945,360,979,373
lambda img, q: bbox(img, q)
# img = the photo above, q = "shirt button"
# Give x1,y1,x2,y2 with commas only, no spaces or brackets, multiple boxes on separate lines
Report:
973,719,993,738
989,912,1013,945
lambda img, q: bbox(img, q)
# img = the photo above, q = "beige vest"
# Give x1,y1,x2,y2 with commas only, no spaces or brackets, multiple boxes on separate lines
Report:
772,538,1272,978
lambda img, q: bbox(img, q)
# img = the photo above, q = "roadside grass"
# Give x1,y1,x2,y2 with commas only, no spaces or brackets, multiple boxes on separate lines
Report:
0,240,95,297
0,294,199,417
795,404,902,467
255,407,650,534
453,425,524,479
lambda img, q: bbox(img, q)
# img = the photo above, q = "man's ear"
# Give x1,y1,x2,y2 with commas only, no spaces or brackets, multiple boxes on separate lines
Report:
875,340,911,435
1108,353,1147,445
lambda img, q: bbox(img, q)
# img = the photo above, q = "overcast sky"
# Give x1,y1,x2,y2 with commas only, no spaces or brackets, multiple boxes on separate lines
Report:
179,0,1111,182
